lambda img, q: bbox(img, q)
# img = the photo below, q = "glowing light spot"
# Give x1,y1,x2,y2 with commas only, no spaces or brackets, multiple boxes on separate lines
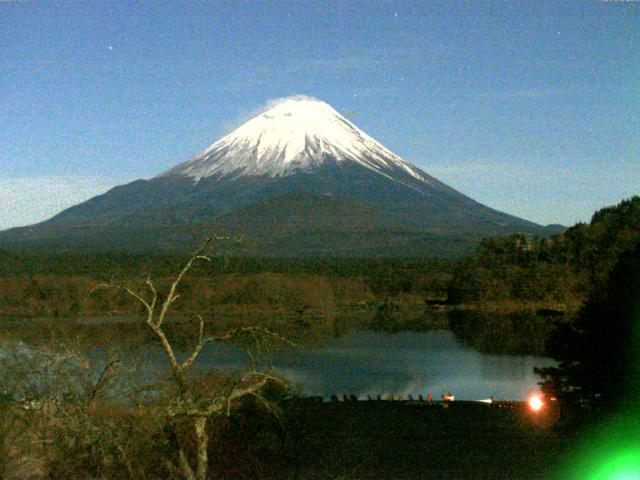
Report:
528,395,543,411
587,450,640,479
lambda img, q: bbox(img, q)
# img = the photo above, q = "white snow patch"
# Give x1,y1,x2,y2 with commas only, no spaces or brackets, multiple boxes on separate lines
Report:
158,96,430,185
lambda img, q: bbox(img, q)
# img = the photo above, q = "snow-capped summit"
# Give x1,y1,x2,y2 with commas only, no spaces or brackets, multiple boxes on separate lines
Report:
160,95,426,182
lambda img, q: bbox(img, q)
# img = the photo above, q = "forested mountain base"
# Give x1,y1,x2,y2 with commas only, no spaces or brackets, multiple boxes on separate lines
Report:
1,196,638,357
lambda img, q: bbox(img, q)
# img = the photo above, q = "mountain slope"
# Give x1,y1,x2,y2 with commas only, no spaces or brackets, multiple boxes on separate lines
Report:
0,96,550,257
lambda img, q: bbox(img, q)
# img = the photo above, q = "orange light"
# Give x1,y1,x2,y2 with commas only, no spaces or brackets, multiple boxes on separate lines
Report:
528,395,544,412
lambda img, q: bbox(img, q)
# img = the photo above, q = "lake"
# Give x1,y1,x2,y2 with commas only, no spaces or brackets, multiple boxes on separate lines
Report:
1,318,555,401
156,329,554,401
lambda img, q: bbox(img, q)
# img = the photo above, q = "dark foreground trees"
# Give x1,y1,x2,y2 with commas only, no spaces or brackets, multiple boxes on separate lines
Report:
536,240,640,414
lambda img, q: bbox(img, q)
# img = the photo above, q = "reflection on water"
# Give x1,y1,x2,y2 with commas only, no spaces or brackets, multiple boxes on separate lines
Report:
2,328,555,401
188,330,554,401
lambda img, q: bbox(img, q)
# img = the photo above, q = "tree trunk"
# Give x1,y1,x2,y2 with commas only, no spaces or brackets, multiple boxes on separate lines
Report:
177,445,197,480
194,416,209,480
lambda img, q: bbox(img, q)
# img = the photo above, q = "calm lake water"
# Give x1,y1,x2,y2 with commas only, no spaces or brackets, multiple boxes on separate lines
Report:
1,322,555,401
165,329,554,401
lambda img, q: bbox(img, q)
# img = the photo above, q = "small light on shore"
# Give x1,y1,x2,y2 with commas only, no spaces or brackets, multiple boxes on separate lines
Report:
528,395,543,412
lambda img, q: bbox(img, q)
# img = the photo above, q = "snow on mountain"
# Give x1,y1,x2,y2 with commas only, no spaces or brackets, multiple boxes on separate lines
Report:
159,95,428,183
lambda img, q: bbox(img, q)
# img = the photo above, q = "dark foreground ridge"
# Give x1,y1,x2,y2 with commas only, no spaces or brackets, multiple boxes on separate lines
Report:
275,398,568,479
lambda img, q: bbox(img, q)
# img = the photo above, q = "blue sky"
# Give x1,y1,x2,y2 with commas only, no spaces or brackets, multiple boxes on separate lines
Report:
1,0,638,229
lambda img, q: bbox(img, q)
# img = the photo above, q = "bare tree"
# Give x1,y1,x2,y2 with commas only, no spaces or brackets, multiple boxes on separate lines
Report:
95,237,287,480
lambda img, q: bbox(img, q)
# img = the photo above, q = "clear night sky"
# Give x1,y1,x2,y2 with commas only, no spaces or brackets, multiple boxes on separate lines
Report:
1,0,638,230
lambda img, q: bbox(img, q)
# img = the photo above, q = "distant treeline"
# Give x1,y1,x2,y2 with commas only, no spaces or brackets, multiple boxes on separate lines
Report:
0,251,451,282
0,269,450,321
0,253,454,318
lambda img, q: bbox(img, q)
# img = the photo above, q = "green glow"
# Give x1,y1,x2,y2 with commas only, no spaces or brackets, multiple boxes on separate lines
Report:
586,451,640,480
555,303,640,480
557,413,640,480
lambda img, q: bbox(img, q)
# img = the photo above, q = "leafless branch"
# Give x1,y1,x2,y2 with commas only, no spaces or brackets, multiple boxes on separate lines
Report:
180,314,208,370
88,359,121,404
156,238,213,328
146,277,158,312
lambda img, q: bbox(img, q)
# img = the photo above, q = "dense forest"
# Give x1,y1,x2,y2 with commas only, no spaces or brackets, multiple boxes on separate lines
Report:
0,252,451,320
536,240,640,412
446,196,640,354
448,196,640,307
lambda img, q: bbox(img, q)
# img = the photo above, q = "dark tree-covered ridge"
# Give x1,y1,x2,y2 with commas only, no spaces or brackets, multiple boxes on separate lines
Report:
448,196,640,306
536,240,640,412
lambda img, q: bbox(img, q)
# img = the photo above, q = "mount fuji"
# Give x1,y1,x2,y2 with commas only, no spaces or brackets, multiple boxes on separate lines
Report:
0,96,557,257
